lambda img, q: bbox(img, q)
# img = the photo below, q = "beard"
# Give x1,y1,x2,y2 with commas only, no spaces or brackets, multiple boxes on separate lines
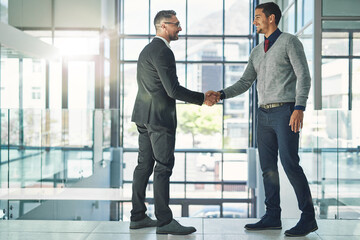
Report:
256,27,263,34
169,32,179,41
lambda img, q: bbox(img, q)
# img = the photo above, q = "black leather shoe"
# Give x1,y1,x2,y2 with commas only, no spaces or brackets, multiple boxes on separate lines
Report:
245,215,282,230
284,218,318,237
156,219,196,235
129,215,157,229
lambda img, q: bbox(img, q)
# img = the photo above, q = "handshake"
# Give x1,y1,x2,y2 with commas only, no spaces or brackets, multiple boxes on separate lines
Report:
204,90,221,106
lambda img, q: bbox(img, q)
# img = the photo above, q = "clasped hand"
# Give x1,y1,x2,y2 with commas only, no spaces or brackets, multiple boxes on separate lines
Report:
204,90,221,106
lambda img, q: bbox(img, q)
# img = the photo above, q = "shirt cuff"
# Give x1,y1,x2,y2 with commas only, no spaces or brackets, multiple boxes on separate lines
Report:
294,105,305,111
218,90,226,100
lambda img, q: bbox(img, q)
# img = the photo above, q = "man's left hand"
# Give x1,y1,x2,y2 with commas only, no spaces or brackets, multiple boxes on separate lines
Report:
289,110,304,133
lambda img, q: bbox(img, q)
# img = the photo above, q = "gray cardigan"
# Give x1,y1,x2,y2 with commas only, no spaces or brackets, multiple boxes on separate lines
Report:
223,32,311,108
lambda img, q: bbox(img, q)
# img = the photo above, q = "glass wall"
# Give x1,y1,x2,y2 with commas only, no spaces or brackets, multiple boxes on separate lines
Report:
276,0,360,220
0,108,114,219
122,0,252,150
322,23,360,110
300,109,360,219
0,0,108,219
1,0,359,222
121,0,253,219
1,0,16,216
319,0,360,219
1,0,255,220
1,107,359,220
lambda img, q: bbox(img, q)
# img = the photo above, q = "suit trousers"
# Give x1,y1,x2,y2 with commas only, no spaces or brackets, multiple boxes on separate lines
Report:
130,123,175,226
257,103,315,220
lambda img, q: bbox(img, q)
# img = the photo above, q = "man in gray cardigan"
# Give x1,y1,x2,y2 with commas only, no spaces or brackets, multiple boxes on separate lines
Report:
208,2,317,237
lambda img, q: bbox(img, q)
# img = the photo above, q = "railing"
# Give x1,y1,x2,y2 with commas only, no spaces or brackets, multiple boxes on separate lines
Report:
0,109,359,220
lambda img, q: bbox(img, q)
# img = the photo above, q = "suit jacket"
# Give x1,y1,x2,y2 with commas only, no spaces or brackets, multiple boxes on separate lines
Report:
131,38,204,129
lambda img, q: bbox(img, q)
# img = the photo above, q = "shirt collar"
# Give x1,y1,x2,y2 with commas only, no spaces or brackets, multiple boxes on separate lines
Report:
155,36,171,49
265,28,282,43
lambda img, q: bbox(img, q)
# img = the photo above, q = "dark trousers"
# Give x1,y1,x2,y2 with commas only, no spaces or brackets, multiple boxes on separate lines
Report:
130,123,175,226
257,103,315,220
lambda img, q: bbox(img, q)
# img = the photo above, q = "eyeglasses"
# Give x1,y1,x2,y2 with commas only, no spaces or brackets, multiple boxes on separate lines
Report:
164,22,181,28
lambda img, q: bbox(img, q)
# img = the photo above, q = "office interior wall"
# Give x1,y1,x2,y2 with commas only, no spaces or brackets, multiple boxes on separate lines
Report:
9,0,104,29
9,0,52,28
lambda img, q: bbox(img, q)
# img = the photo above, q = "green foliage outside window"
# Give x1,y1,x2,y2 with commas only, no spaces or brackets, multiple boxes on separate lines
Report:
177,104,222,148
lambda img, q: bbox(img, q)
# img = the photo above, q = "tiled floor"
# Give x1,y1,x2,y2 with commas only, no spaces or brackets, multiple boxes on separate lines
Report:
0,218,360,240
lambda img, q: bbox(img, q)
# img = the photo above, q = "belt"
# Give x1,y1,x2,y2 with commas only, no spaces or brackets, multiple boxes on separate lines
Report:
260,102,286,109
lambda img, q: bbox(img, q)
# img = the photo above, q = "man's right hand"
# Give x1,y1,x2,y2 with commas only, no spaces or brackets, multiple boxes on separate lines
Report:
204,91,220,106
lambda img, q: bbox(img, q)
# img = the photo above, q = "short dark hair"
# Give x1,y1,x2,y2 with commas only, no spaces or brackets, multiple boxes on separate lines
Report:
154,10,177,32
256,2,282,26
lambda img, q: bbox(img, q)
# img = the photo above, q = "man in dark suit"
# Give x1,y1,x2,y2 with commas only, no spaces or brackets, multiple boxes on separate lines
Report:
129,10,216,235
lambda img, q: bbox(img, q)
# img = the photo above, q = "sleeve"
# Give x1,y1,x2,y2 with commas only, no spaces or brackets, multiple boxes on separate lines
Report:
153,46,204,105
287,36,311,108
